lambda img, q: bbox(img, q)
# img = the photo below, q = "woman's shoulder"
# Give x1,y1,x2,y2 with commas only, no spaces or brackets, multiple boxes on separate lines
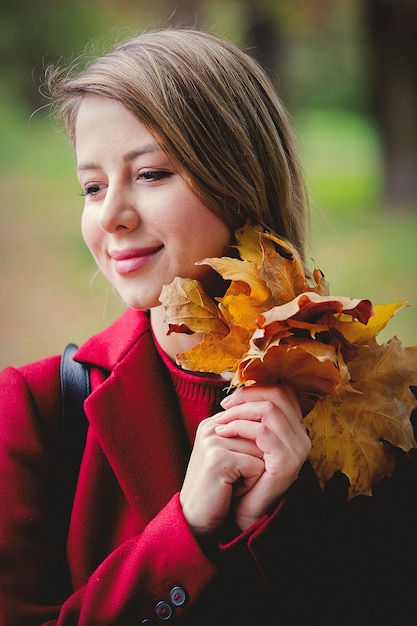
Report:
0,354,62,435
1,353,60,392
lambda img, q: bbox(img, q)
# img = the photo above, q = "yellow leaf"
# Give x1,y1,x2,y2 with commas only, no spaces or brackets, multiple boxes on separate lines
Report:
177,324,252,375
233,223,268,264
304,396,397,498
198,256,271,303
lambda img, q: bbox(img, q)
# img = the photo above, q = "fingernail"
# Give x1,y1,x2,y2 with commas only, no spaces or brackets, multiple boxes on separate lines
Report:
220,395,232,408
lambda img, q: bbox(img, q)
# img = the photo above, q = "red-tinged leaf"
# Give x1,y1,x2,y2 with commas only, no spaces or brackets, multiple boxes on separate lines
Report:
331,301,407,345
258,292,373,328
166,323,194,335
233,337,344,412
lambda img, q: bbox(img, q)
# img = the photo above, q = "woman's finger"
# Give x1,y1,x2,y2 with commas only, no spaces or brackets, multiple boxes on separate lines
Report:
221,384,302,420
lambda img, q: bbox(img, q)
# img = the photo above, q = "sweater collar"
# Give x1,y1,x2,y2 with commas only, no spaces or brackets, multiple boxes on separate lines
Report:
152,324,227,406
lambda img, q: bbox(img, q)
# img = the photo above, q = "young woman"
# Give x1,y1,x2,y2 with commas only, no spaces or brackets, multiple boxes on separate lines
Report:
1,28,416,626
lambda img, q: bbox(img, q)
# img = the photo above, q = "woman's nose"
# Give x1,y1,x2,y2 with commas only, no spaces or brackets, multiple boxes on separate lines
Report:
98,186,139,233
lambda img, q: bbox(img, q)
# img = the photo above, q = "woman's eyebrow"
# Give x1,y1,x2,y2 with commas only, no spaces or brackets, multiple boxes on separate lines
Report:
123,143,160,163
77,143,161,172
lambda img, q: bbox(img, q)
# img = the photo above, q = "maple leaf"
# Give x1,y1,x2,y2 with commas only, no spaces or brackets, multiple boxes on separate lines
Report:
258,232,308,304
160,277,255,375
159,276,228,336
159,223,417,498
305,338,417,498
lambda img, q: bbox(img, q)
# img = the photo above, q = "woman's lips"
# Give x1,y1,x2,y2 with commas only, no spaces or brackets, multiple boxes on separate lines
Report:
109,246,163,275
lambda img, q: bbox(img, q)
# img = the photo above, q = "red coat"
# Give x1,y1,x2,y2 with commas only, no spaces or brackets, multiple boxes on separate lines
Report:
1,308,417,625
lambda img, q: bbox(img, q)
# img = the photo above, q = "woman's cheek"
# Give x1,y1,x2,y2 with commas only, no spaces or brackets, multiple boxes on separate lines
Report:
81,210,102,267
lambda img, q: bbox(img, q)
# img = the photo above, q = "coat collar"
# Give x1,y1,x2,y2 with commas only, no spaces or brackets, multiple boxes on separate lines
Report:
79,308,189,518
74,308,149,372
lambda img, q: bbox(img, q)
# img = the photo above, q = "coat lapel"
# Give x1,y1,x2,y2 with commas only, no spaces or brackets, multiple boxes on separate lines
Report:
80,311,189,521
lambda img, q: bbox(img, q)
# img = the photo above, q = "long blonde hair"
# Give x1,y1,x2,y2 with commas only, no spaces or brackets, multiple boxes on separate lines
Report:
47,28,309,259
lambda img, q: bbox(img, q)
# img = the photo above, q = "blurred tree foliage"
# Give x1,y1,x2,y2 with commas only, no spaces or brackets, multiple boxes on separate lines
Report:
0,0,156,107
1,0,416,208
216,0,417,209
0,0,367,112
246,0,417,209
0,0,98,103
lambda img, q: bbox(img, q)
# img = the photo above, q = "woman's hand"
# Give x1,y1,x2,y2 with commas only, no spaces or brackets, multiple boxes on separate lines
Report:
180,384,310,536
180,414,265,536
215,385,311,530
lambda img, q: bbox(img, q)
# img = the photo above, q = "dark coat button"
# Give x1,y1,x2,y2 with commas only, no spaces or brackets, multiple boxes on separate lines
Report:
169,586,187,607
155,601,173,621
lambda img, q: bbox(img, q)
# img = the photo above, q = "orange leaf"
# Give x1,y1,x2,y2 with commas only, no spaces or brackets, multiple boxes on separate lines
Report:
310,267,330,296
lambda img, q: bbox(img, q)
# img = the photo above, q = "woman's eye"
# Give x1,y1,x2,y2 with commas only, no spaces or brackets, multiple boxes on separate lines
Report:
80,184,103,197
138,170,172,182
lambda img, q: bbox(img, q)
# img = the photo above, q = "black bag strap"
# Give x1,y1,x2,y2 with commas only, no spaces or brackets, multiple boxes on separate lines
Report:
60,343,90,502
60,343,90,433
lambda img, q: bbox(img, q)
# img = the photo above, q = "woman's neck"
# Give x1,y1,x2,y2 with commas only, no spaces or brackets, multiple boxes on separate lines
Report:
150,305,203,363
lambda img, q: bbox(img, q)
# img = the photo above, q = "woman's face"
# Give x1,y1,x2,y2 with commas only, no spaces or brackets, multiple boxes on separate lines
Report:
75,95,231,310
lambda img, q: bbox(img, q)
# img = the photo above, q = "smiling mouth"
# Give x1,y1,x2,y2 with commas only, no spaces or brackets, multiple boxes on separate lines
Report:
110,246,163,275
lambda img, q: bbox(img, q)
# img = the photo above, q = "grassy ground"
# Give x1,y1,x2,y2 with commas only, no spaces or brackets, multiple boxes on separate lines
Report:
1,102,416,370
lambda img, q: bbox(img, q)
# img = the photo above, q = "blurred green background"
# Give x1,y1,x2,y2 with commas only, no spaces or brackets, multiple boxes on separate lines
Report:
1,0,416,369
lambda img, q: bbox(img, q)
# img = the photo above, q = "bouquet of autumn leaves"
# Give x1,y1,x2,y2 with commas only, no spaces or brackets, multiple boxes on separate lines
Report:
160,224,417,499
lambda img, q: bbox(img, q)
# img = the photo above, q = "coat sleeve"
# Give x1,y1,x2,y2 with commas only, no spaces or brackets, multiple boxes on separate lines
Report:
0,362,218,626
